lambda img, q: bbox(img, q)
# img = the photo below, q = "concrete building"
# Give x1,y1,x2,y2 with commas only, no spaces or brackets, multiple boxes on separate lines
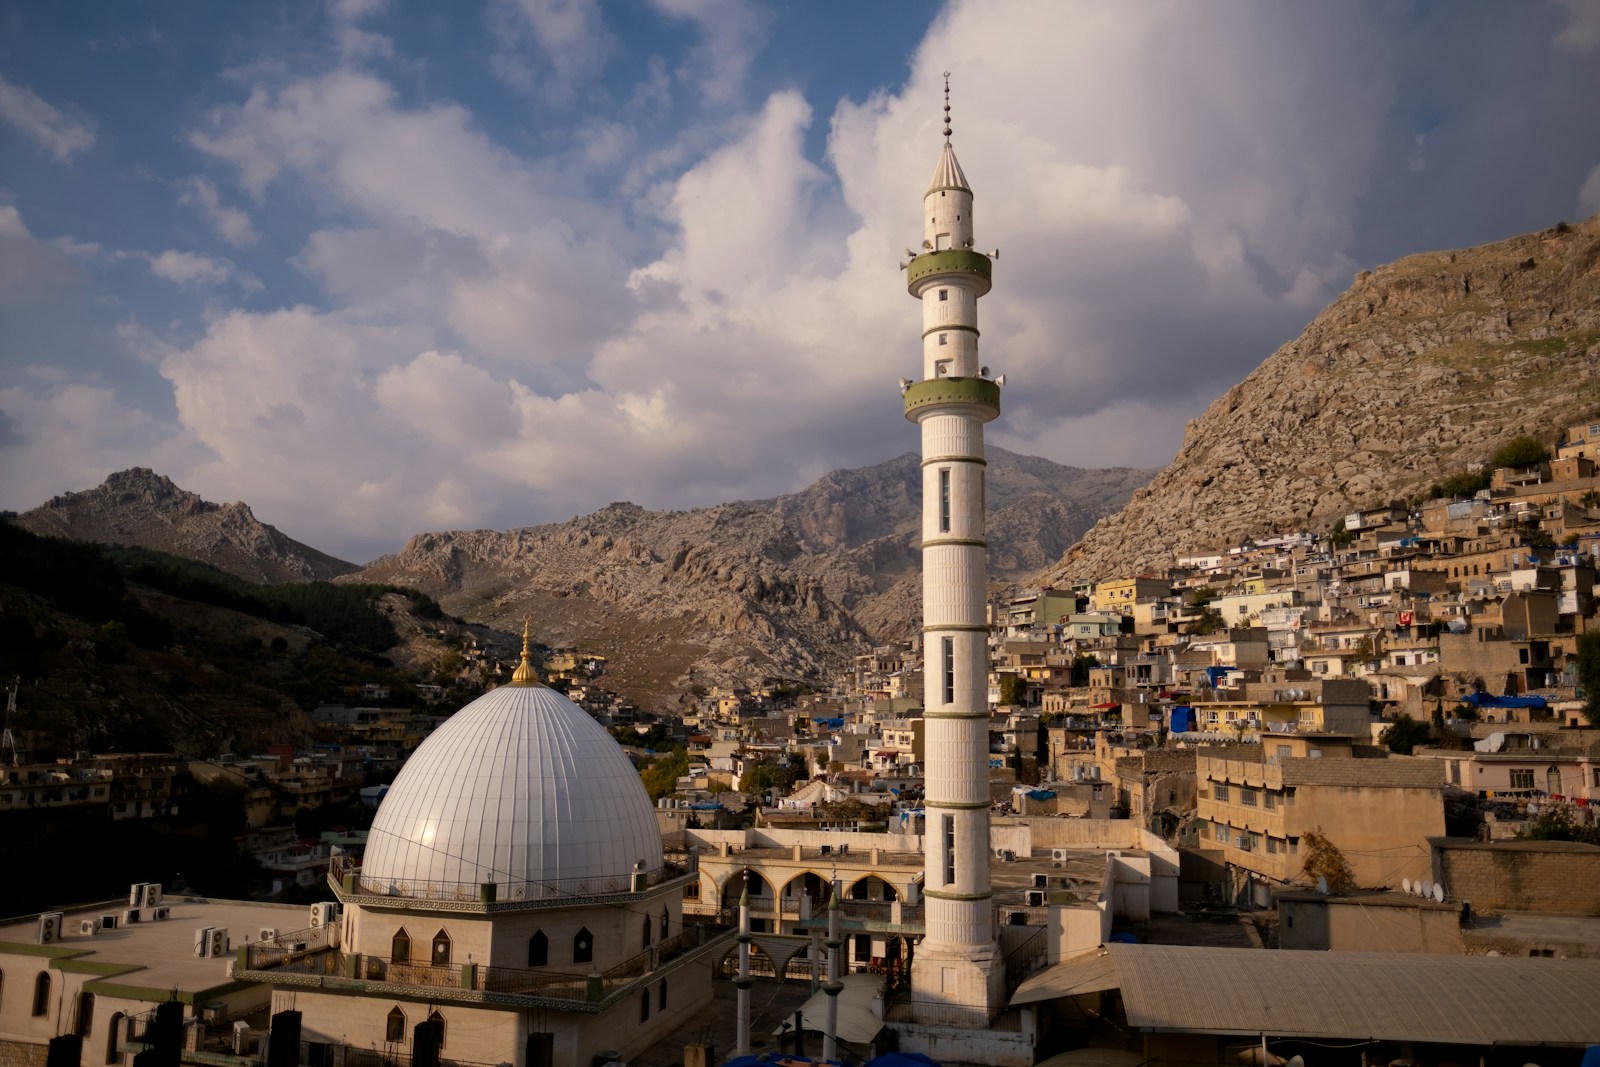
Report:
900,81,1006,1029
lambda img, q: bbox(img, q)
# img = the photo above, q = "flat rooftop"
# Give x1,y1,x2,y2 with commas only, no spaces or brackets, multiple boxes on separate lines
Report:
0,896,305,1001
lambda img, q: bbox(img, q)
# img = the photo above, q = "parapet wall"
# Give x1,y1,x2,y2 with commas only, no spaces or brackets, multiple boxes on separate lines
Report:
1432,838,1600,914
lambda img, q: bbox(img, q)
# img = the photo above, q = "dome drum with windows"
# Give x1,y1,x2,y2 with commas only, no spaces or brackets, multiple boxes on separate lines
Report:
353,622,666,903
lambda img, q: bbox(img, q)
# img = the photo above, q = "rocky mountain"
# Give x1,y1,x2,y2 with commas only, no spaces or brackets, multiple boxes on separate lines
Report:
356,449,1151,705
1048,215,1600,582
15,468,359,584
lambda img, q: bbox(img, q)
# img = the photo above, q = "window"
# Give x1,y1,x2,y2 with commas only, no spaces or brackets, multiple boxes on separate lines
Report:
528,930,548,967
1266,837,1280,854
942,637,955,705
660,909,670,939
427,1011,445,1049
640,989,650,1022
1213,783,1230,803
1288,837,1299,855
943,814,956,885
385,1007,406,1043
391,928,410,963
939,468,951,533
1284,787,1296,806
855,933,871,962
938,333,948,346
1592,768,1600,788
1239,788,1257,807
33,971,50,1016
77,991,94,1037
574,927,593,965
1509,769,1535,790
106,1012,124,1065
431,929,451,965
938,289,948,301
659,979,668,1011
642,915,652,947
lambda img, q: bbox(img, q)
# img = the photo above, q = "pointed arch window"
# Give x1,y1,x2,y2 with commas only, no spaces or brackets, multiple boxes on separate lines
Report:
573,927,593,965
32,971,50,1016
642,915,652,947
660,908,669,939
385,1007,406,1043
658,979,668,1011
639,988,650,1022
528,930,548,967
427,1011,445,1049
391,928,411,963
431,928,451,965
77,991,95,1036
106,1012,125,1064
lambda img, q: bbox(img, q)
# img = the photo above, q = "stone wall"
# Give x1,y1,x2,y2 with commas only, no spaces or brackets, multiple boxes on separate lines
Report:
0,1041,48,1067
1432,839,1600,914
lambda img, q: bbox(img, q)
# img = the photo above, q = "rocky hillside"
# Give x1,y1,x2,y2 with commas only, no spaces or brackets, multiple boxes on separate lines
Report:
357,449,1151,705
1049,216,1600,581
16,468,359,583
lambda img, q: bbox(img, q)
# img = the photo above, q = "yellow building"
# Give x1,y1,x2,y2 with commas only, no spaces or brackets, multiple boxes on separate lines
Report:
1091,576,1171,616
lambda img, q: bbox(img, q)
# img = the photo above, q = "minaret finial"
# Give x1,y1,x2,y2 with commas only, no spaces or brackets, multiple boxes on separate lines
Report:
942,71,952,142
510,617,538,686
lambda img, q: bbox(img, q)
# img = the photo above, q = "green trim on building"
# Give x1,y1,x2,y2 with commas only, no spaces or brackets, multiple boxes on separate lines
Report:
921,323,979,339
921,888,993,903
55,959,139,976
923,799,991,809
0,941,77,959
922,711,990,721
921,454,986,467
905,249,992,297
902,376,1000,423
921,537,987,549
922,624,990,633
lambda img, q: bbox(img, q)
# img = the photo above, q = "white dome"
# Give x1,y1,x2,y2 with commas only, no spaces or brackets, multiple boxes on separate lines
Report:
360,683,664,900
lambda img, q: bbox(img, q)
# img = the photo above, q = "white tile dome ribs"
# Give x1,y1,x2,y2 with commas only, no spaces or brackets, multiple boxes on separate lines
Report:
361,684,664,900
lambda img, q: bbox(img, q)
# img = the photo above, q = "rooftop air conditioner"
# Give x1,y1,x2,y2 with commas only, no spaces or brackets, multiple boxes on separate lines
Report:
80,918,102,936
122,908,142,925
1025,890,1047,907
139,883,162,909
36,912,63,944
1031,873,1049,889
208,928,228,958
193,927,215,957
151,905,171,921
309,902,337,928
100,914,118,930
1051,848,1070,862
258,927,279,943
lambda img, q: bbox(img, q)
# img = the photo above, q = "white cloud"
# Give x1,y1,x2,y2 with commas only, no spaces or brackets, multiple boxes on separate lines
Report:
1554,0,1600,50
486,0,613,98
0,205,79,297
648,0,769,105
147,249,256,289
179,176,258,247
0,73,96,162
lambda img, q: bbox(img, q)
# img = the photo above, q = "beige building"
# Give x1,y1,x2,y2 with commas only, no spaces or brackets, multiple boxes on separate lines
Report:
1197,733,1444,898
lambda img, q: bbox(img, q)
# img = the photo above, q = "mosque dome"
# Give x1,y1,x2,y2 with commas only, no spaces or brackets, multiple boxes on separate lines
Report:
360,656,664,900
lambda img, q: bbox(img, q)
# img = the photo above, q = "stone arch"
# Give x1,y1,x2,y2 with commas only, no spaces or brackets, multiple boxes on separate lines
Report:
391,927,411,963
430,928,451,965
720,869,771,910
385,1006,406,1043
846,874,899,902
777,870,836,917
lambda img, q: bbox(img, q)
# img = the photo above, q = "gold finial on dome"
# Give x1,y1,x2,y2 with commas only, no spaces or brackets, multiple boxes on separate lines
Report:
510,617,540,686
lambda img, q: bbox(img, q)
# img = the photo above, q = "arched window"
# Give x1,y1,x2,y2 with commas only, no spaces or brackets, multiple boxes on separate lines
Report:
658,979,667,1011
642,915,652,947
32,971,50,1016
431,928,451,966
106,1012,125,1064
427,1011,445,1049
660,908,669,939
391,928,411,963
385,1007,406,1043
639,988,650,1022
528,930,548,967
573,927,593,965
77,991,95,1036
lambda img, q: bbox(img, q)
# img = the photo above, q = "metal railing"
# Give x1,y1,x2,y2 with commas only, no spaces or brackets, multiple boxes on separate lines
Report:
330,853,691,904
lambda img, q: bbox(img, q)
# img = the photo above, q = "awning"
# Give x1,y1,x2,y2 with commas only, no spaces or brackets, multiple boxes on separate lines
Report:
774,972,885,1045
1089,702,1121,710
1010,949,1121,1006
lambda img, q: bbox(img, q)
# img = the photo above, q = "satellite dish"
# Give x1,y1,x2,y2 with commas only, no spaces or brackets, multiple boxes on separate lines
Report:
1317,875,1329,895
1420,879,1433,898
1432,883,1445,903
1402,878,1412,894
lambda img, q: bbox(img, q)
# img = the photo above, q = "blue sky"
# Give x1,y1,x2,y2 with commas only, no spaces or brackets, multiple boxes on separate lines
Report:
3,0,1599,563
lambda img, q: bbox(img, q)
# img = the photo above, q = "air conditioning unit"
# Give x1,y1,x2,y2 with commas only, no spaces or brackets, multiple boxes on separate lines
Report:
208,928,229,958
1051,848,1070,861
100,914,119,930
998,848,1017,862
1105,850,1123,861
194,927,214,956
290,942,307,953
258,927,279,943
80,918,102,936
1031,873,1048,889
122,908,142,925
1025,890,1047,908
308,902,337,928
151,906,171,921
232,1023,253,1056
36,912,64,944
139,883,163,909
128,883,147,908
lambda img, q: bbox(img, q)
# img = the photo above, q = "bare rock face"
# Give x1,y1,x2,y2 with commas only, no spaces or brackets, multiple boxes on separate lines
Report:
1046,216,1600,582
358,449,1151,706
15,468,359,583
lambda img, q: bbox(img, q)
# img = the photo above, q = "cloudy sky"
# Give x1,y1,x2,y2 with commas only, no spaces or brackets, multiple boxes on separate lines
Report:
3,1,1598,563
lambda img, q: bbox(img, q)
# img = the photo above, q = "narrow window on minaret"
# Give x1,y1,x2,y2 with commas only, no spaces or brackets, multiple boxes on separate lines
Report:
938,289,948,301
938,468,951,532
938,334,948,346
942,637,955,705
943,815,956,884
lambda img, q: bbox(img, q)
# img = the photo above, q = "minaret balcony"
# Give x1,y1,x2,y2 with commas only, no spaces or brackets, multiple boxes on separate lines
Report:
903,376,1001,422
906,249,992,297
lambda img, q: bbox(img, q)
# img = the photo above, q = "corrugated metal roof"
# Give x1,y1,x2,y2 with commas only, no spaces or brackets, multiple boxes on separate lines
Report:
1106,944,1600,1046
1011,949,1121,1006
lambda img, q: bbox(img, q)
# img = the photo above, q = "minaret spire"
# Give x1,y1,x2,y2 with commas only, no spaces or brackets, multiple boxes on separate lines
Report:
943,71,952,141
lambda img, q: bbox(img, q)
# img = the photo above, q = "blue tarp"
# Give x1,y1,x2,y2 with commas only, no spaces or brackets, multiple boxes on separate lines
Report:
811,717,845,727
1169,706,1195,733
1205,666,1231,687
1026,789,1057,801
1461,692,1548,709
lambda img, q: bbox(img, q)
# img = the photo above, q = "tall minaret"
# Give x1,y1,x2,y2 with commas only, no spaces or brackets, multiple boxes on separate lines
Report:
903,76,1004,1024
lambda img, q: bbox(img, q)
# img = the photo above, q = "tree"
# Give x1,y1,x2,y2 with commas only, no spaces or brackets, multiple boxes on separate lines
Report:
1577,631,1600,727
641,746,690,800
1300,828,1356,890
1379,713,1430,755
998,673,1025,707
1490,435,1549,470
739,761,794,796
1518,804,1600,846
